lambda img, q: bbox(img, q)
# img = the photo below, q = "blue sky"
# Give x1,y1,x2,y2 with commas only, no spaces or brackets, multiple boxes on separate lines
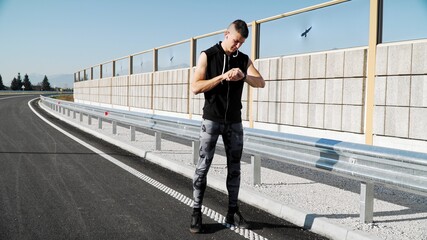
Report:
0,0,426,87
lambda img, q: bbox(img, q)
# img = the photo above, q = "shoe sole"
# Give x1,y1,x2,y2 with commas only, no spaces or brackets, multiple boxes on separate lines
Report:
225,221,249,229
189,227,202,234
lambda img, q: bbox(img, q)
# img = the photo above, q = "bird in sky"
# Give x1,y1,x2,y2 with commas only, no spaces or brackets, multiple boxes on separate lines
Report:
301,26,312,37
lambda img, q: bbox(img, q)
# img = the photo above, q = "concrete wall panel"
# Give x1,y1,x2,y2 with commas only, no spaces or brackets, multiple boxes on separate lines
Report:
325,78,343,104
410,75,427,107
308,104,324,129
281,57,295,80
385,107,409,138
376,45,388,76
343,78,364,105
310,53,326,79
374,77,386,106
279,103,294,125
386,76,410,106
324,105,342,131
294,80,309,103
326,51,344,78
412,42,427,74
342,105,363,133
293,103,308,127
387,44,412,75
295,55,310,79
409,107,427,140
344,49,366,77
309,79,325,104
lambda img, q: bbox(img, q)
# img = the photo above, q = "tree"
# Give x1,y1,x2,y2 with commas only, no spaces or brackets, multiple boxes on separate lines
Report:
11,77,19,90
17,73,22,89
10,73,23,90
41,75,51,91
23,74,33,90
0,75,5,90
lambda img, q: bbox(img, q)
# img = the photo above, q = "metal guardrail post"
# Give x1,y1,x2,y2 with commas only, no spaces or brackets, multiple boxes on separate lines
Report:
73,111,76,119
192,140,200,165
80,112,83,122
130,126,136,141
112,121,117,135
360,181,374,223
155,131,161,151
98,118,103,129
88,115,92,125
251,155,261,185
67,109,70,117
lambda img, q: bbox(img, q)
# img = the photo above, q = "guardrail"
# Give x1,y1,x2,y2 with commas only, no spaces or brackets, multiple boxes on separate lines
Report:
39,96,427,224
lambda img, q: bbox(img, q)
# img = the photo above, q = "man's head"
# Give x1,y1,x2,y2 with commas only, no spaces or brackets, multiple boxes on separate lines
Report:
222,19,249,54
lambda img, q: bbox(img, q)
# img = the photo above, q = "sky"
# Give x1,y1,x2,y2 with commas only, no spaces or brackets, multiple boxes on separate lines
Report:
0,0,426,87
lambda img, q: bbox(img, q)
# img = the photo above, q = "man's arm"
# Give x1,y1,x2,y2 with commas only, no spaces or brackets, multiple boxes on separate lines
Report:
191,53,226,94
245,59,265,88
191,53,245,94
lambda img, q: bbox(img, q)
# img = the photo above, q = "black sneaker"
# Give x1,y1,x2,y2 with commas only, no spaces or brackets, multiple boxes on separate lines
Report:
225,210,249,229
190,211,202,233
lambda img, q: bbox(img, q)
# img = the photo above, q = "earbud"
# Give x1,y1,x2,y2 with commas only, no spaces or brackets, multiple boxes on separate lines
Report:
233,50,239,57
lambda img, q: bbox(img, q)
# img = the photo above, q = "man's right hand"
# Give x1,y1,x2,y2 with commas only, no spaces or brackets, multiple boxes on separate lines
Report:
224,68,245,81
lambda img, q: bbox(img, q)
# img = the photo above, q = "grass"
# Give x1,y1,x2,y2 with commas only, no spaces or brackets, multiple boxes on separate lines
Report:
52,94,74,102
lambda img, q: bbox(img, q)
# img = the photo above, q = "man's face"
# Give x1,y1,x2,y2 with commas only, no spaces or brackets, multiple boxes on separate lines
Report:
224,27,246,53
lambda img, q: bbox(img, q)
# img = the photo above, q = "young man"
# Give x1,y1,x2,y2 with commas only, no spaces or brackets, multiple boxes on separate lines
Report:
190,19,265,233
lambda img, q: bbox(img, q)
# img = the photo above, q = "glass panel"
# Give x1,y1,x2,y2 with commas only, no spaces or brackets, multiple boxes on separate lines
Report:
259,0,369,58
92,66,100,79
158,42,190,71
133,51,154,74
383,0,427,43
102,62,113,78
115,58,129,77
157,42,190,71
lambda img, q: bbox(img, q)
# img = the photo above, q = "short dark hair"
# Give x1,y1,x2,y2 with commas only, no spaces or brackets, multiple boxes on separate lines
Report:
230,19,249,39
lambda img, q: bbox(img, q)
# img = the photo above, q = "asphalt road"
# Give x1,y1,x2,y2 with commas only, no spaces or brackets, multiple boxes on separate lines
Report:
0,94,327,240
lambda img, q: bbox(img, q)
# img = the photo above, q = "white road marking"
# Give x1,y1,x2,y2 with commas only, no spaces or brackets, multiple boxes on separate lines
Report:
28,98,268,240
0,95,34,101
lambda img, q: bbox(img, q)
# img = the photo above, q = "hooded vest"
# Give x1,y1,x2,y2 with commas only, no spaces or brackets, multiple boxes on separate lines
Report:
202,42,249,123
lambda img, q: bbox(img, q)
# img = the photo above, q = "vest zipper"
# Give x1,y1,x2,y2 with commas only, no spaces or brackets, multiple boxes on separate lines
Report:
224,55,230,123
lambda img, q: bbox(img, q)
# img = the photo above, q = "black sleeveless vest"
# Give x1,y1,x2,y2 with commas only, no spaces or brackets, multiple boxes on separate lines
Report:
202,42,249,123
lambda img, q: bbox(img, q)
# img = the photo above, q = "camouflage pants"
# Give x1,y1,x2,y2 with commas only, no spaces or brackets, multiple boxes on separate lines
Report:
192,119,244,209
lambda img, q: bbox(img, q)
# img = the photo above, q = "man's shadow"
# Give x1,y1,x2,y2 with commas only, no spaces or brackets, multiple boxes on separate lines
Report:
199,221,299,234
